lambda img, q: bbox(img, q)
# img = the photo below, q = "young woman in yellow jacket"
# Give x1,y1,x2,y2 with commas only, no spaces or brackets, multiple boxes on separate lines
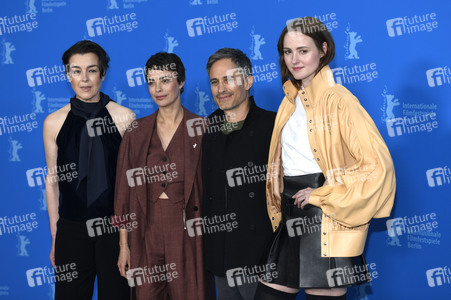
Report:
254,17,396,300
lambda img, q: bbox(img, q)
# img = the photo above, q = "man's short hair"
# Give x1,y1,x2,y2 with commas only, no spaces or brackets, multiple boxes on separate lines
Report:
206,48,252,77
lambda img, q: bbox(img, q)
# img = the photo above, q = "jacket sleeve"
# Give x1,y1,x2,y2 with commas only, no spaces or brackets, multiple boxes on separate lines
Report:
308,90,396,228
112,128,133,227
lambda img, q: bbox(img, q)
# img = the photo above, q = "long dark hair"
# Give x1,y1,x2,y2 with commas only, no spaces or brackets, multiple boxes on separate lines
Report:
277,17,335,90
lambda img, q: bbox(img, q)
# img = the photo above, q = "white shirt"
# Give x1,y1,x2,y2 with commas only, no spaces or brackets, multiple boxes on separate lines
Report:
281,94,322,176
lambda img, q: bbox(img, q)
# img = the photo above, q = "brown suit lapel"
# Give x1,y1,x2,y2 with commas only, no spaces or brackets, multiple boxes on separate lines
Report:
133,110,158,218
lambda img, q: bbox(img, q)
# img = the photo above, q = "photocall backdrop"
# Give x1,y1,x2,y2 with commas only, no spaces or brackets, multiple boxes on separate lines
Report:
0,0,450,299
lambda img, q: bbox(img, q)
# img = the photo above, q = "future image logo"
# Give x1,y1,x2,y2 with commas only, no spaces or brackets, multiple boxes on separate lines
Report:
186,117,207,137
86,18,104,36
127,268,144,287
386,213,441,250
426,67,450,87
127,264,178,287
86,13,138,37
26,268,46,287
0,14,38,36
26,65,67,87
226,264,277,287
126,67,145,87
26,264,78,287
125,163,178,188
386,213,438,238
386,13,438,37
426,267,451,287
26,163,78,188
186,13,238,37
426,167,451,187
86,118,106,137
386,218,405,237
286,215,321,237
186,115,239,137
86,214,138,237
0,213,38,236
186,213,238,237
326,263,377,287
26,167,46,187
285,13,338,33
26,68,44,87
225,163,268,187
126,168,145,187
186,18,203,37
331,63,378,85
385,113,438,137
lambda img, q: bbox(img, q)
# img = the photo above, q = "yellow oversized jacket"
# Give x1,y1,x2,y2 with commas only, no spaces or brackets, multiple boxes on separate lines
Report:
266,65,396,257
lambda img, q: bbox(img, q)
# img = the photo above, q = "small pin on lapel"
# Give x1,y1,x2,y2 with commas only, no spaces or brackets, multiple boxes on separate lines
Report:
193,143,197,148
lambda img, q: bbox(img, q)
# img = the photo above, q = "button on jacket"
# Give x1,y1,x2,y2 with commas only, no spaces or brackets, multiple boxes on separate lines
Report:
202,96,276,276
266,66,396,257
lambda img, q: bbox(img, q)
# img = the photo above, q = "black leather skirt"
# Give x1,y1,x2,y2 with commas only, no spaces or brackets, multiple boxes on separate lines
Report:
264,173,371,288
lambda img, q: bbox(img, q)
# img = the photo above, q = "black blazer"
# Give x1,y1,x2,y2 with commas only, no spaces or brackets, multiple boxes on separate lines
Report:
202,96,276,276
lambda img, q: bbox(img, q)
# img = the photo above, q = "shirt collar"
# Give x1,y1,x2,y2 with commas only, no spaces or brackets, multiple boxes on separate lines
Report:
282,65,336,104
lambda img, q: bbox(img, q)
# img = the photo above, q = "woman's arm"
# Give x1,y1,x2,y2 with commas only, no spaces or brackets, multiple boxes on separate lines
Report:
43,114,63,267
309,91,396,227
113,120,136,278
117,229,130,278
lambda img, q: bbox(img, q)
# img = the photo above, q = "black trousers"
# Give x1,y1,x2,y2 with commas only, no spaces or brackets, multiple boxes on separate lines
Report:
54,218,130,300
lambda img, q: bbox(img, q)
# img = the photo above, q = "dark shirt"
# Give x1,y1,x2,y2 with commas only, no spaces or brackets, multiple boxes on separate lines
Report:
56,95,121,221
202,96,276,276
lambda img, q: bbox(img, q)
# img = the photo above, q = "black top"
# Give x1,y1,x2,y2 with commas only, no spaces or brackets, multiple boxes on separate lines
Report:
202,96,276,276
56,93,122,221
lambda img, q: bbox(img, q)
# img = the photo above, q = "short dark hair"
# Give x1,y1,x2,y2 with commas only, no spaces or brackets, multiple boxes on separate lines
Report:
62,40,110,78
145,52,186,94
278,17,335,89
206,48,252,77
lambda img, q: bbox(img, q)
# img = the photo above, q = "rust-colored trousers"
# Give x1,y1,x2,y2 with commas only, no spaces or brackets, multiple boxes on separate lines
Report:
135,197,198,300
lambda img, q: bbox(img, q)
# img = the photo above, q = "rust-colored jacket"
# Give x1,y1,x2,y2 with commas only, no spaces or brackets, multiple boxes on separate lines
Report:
266,66,396,257
114,107,215,299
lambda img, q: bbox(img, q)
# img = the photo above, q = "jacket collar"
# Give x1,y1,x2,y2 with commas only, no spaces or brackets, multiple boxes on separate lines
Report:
282,65,336,104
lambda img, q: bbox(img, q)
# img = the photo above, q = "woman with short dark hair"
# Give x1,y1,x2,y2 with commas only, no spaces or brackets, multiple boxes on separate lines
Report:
44,40,133,299
114,52,215,300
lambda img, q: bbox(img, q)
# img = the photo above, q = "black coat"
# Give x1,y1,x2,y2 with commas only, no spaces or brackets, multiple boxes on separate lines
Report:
202,96,276,276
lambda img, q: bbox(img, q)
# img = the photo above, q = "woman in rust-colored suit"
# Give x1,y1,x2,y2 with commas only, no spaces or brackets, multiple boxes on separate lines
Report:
114,52,215,300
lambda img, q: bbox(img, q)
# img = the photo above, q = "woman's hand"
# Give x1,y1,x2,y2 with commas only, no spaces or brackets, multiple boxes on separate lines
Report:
293,187,315,209
49,237,56,267
118,245,130,279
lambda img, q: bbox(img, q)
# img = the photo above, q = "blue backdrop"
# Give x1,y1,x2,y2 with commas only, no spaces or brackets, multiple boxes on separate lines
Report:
0,0,450,299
